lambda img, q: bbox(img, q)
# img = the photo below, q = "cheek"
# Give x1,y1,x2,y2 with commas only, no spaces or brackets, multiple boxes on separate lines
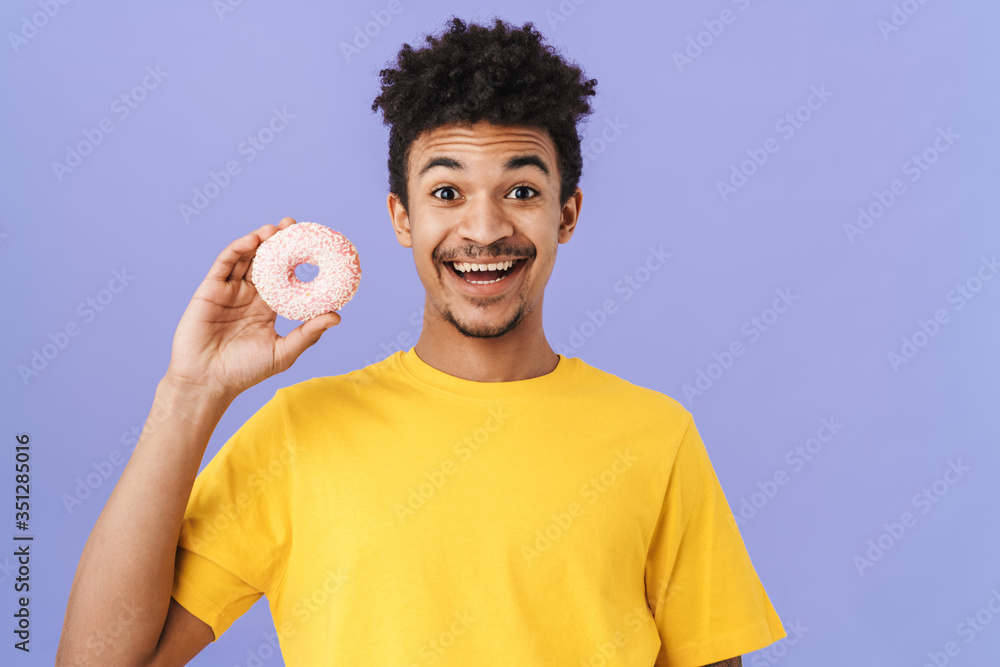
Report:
405,229,438,267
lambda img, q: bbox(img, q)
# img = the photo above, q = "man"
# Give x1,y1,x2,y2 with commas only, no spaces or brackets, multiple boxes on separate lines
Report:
57,16,785,667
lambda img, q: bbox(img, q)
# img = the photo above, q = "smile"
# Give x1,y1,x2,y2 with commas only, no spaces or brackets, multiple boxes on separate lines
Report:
448,258,526,285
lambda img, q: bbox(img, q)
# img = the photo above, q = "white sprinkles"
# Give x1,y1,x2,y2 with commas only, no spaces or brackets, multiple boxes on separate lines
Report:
251,222,361,321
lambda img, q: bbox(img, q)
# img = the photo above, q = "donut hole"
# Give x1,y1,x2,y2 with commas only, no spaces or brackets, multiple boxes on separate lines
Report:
293,262,320,283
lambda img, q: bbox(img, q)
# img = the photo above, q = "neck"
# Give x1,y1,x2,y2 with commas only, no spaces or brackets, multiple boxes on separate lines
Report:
413,299,559,383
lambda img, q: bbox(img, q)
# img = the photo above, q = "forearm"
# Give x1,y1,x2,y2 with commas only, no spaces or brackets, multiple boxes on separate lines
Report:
57,375,233,666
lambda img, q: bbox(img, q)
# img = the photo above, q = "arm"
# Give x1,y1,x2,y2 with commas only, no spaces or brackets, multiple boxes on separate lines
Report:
702,657,742,666
56,219,341,666
55,377,232,667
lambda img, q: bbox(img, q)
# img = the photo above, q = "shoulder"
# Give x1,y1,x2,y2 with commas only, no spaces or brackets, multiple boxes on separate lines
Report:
271,354,403,411
570,357,692,425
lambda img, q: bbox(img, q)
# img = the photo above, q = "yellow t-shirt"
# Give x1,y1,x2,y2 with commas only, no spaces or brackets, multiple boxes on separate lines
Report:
171,347,785,666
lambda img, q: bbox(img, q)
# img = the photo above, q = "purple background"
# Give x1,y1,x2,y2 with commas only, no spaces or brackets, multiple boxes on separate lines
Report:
3,1,999,665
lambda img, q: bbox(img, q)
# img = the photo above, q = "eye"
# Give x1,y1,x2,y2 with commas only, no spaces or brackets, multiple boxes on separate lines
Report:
431,186,459,201
507,185,539,200
431,185,539,201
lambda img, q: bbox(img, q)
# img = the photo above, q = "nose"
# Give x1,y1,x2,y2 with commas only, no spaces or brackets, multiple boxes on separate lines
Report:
455,195,515,248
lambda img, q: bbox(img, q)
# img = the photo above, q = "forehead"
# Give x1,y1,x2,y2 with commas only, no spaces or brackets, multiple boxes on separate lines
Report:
408,122,557,176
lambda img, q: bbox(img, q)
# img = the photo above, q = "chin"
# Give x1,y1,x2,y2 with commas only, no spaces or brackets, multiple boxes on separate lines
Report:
445,306,527,339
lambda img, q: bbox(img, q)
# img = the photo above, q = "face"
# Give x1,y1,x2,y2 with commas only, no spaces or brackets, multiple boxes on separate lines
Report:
387,120,582,339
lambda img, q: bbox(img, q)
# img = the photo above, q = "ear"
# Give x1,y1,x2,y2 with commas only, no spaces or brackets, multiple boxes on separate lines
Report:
387,192,412,248
558,187,582,244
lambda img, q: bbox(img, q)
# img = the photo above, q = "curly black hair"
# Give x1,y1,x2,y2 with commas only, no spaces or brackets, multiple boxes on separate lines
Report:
370,15,598,212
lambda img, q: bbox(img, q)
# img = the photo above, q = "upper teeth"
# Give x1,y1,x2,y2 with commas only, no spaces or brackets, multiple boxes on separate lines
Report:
452,260,515,273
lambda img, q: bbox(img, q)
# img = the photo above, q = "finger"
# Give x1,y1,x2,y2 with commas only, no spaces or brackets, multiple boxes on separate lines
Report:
205,232,263,283
228,223,288,282
274,311,341,368
235,219,295,283
206,222,286,283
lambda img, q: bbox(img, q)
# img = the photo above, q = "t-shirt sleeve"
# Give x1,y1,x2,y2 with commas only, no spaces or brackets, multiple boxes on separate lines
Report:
644,412,786,667
170,389,293,641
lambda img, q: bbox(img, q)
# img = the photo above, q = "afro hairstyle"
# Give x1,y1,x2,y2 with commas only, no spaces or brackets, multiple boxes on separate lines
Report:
370,15,598,211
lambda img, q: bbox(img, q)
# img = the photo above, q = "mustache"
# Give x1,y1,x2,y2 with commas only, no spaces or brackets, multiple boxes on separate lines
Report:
435,246,535,262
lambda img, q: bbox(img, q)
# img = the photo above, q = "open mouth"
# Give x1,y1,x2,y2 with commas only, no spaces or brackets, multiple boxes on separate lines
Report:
447,258,526,285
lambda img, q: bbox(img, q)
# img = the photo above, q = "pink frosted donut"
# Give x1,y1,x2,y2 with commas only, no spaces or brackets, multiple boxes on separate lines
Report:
251,222,361,321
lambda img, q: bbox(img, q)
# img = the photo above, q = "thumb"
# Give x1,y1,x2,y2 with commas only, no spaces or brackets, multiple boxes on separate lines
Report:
274,312,341,369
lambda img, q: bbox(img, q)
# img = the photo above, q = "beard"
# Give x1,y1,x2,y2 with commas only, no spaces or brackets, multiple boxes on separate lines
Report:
438,292,531,339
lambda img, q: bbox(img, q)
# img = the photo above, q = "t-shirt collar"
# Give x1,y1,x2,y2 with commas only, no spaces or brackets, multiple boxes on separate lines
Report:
396,346,577,400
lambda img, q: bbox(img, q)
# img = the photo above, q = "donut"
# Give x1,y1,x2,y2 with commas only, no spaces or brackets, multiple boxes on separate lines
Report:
250,222,361,321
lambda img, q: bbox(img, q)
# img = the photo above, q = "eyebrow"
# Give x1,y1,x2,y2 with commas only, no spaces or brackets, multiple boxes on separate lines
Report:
416,154,551,179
